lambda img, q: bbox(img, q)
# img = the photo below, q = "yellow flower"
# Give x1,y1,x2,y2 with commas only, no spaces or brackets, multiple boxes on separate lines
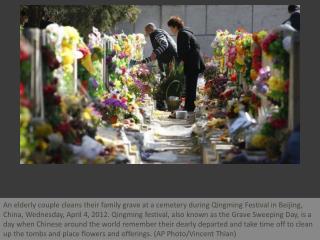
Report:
37,140,48,151
257,30,268,42
62,53,74,65
62,26,80,45
251,134,269,149
34,123,53,138
127,76,134,85
63,64,73,73
113,44,121,52
20,107,31,128
234,105,240,114
82,108,92,121
250,69,258,80
236,55,245,65
268,76,285,92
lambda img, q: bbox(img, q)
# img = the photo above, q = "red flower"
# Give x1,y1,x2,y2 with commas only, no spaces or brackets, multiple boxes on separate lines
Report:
20,51,29,61
20,97,32,108
227,62,233,68
79,47,90,58
121,97,127,103
20,83,25,97
204,80,213,90
221,88,234,99
42,46,60,70
285,81,289,93
262,33,279,53
121,67,127,75
43,84,56,96
54,95,61,105
56,122,71,135
270,118,287,129
230,73,237,82
20,46,29,62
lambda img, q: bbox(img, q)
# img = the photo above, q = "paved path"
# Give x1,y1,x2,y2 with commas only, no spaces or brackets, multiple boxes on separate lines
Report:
141,112,202,164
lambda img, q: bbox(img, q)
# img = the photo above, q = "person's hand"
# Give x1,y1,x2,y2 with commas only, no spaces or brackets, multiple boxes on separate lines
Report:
150,52,157,61
169,62,174,72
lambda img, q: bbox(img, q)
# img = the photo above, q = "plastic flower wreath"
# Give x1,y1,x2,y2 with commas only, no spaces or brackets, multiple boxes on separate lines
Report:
262,32,289,71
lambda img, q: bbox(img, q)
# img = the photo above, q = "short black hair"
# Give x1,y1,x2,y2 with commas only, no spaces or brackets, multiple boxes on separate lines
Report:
288,5,299,13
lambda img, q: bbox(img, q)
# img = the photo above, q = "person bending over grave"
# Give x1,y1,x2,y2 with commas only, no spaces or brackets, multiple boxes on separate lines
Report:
167,16,205,115
131,23,178,110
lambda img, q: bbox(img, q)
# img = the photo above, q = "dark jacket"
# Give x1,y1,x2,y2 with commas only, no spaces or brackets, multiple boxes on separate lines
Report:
177,28,205,75
283,11,300,31
149,29,178,65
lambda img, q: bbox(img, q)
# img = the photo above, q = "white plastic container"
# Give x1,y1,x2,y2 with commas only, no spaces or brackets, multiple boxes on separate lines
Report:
176,111,188,119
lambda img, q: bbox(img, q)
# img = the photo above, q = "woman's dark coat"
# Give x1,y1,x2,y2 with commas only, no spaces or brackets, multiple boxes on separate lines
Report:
177,28,205,75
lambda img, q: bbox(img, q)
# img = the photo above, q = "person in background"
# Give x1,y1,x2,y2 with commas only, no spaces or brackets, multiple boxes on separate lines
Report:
20,10,29,28
133,23,178,110
167,16,205,114
134,23,178,74
283,5,300,31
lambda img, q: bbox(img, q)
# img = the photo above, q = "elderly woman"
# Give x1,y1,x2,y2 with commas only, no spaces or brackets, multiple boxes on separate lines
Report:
167,16,205,113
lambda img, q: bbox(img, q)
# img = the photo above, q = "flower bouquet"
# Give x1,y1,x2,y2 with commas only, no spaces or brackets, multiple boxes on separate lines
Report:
251,30,268,81
262,32,289,73
203,62,218,81
94,93,128,124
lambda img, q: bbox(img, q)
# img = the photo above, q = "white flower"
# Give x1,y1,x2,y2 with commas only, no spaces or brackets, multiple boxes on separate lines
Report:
46,23,63,48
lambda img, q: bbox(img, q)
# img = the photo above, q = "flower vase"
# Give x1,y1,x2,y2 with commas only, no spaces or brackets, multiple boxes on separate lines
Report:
109,115,118,124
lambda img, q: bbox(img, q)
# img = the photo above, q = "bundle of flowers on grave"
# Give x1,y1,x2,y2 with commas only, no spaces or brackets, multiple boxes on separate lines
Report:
25,79,102,164
128,64,156,99
248,32,290,159
203,62,218,82
127,33,147,60
77,37,104,99
211,30,230,73
20,33,106,164
20,44,33,163
105,33,155,101
262,31,290,72
45,24,81,95
20,37,35,163
27,93,103,164
204,74,230,109
225,35,237,71
94,91,128,125
234,29,253,85
250,30,268,81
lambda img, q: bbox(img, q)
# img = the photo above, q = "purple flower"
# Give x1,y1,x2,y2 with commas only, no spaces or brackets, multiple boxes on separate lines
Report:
118,52,127,59
256,82,269,94
109,81,115,88
105,56,113,65
103,98,127,109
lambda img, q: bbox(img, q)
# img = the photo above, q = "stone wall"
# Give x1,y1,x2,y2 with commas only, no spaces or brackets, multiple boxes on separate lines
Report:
114,5,289,57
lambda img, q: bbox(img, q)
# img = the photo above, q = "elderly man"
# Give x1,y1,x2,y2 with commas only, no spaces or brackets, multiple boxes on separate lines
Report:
132,23,178,110
134,23,178,75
